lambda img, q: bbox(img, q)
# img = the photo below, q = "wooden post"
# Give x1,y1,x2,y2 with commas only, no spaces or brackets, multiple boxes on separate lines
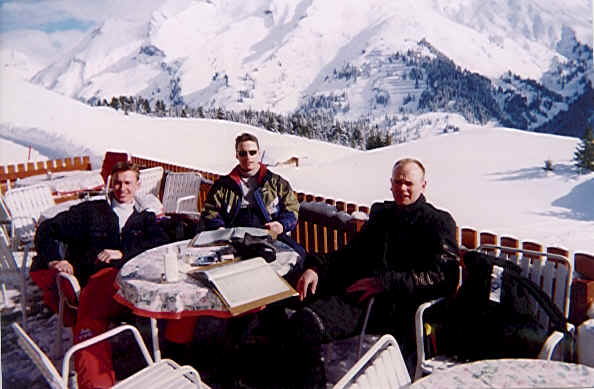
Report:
522,241,544,260
461,228,478,250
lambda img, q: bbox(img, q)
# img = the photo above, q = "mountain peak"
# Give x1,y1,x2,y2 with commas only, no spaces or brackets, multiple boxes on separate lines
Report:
30,0,592,131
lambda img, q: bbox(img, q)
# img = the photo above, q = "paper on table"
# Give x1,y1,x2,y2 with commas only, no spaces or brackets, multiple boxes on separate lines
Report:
193,257,297,315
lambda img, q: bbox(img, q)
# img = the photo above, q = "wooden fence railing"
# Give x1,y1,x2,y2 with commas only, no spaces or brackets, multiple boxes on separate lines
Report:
132,154,593,325
0,156,92,194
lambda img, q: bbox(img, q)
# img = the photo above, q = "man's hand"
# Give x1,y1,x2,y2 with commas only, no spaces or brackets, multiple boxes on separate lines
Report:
264,221,284,238
346,277,384,303
296,269,319,301
48,260,74,274
96,249,123,263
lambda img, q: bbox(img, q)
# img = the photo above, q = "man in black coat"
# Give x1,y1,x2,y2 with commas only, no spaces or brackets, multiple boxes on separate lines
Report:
285,158,459,388
30,161,169,389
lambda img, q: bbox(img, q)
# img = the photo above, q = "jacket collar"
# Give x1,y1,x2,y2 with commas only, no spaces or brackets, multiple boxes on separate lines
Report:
229,163,268,186
395,194,426,212
107,193,142,213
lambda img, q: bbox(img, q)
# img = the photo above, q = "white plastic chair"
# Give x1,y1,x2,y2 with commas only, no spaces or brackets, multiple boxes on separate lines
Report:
138,167,164,198
333,334,411,389
1,230,20,308
161,172,202,215
3,184,55,245
12,322,204,389
414,245,574,381
3,184,55,328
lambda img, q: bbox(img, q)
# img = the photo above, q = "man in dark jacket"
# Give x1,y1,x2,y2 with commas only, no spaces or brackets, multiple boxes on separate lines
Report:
30,161,169,389
285,158,459,388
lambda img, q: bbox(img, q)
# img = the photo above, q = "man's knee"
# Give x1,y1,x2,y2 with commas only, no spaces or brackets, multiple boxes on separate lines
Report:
288,307,327,347
30,269,60,313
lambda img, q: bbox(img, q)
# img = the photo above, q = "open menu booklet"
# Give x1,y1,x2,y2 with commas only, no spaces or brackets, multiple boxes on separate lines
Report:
190,227,270,247
189,257,297,316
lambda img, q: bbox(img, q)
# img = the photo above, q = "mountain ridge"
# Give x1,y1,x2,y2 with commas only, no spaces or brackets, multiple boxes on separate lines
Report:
30,0,593,138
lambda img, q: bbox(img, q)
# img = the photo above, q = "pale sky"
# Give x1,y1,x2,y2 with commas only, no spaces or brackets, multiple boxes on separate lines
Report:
0,0,164,69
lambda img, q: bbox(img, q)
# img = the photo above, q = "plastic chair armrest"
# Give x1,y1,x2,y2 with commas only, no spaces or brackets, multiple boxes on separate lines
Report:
170,365,203,387
57,272,81,301
538,323,575,360
414,297,445,381
175,195,197,213
62,324,154,382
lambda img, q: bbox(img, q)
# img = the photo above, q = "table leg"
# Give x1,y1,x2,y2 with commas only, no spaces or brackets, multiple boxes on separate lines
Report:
150,317,161,362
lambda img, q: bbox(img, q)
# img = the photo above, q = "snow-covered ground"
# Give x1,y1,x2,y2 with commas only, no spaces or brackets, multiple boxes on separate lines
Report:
1,71,592,254
0,138,49,165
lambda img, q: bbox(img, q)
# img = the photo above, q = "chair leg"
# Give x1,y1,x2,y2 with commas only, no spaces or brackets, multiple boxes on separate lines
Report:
53,295,65,358
150,317,161,362
357,296,375,359
1,281,8,307
21,245,30,330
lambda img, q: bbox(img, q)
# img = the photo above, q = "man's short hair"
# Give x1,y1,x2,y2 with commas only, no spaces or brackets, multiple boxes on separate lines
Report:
111,161,140,180
235,133,259,150
393,158,426,177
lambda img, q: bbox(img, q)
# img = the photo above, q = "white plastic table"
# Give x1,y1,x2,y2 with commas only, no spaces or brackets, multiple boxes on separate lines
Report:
407,358,594,388
15,170,104,195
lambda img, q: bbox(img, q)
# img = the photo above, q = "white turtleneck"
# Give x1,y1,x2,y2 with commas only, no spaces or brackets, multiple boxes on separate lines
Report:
239,168,259,208
111,198,135,232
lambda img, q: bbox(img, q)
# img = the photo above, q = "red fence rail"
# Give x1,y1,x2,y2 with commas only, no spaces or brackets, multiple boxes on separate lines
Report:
0,156,92,194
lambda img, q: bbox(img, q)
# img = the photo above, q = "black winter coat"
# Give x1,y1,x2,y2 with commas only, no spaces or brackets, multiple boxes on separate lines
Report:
32,199,169,287
306,195,459,331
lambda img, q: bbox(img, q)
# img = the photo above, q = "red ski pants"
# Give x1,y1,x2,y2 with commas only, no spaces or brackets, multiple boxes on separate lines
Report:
31,267,124,389
30,268,78,327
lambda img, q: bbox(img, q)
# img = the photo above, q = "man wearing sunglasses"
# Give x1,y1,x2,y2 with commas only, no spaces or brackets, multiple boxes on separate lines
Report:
166,133,304,367
202,132,301,244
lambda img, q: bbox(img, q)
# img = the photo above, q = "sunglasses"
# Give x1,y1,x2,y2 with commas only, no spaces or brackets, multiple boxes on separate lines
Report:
238,150,258,157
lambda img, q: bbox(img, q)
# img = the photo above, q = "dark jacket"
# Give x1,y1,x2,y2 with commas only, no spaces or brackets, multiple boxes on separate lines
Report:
201,164,299,233
32,198,169,286
306,195,459,330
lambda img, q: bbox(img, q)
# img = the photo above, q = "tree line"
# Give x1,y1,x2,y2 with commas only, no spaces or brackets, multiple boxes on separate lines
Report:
91,96,390,150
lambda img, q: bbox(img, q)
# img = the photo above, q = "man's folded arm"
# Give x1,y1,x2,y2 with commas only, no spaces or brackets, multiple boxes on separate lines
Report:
34,208,86,269
275,180,299,233
119,212,170,263
376,216,459,301
375,259,459,302
201,184,228,230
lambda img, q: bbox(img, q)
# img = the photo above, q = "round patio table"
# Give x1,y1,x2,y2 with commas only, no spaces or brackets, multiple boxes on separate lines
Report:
408,358,594,388
114,235,300,361
115,238,299,319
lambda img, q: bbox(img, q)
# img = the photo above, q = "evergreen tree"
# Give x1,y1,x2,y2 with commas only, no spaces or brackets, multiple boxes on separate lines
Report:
109,97,120,110
142,99,151,114
574,126,594,173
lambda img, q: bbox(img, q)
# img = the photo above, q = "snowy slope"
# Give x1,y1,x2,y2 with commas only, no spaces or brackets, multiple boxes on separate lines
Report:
2,71,592,254
31,0,592,114
0,138,49,165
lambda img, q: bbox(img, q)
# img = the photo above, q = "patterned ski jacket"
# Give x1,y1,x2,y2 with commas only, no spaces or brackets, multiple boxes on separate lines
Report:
201,164,299,233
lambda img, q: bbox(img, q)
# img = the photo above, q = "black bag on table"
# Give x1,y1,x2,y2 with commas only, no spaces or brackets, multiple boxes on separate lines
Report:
230,233,277,263
440,251,572,362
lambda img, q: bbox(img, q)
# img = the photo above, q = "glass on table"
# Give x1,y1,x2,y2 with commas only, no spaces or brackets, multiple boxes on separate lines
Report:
163,247,180,282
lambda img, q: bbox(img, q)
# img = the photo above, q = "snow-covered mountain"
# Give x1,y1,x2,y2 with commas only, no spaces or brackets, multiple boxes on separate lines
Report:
31,0,593,136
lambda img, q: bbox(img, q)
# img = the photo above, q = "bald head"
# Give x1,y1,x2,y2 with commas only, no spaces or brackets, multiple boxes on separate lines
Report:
390,158,427,206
